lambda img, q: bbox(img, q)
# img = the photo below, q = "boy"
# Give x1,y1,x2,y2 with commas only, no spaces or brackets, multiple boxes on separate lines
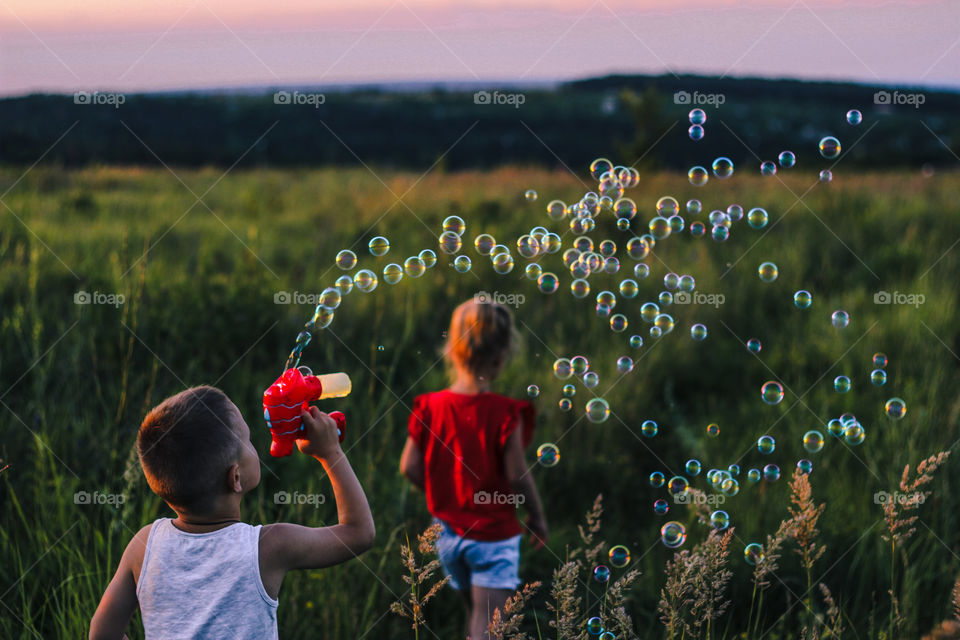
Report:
90,385,374,639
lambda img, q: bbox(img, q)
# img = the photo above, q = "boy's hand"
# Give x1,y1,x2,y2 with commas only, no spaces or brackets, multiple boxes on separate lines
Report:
525,514,548,550
297,406,342,460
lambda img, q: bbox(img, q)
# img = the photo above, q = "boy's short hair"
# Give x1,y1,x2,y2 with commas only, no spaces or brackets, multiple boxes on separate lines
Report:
137,386,241,511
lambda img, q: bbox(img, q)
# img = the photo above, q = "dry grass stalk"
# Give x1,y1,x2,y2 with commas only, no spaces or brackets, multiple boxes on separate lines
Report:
571,493,605,567
389,523,450,635
953,575,960,622
488,581,542,640
605,567,642,640
883,451,950,546
548,561,582,640
787,471,826,587
690,528,734,638
818,583,844,638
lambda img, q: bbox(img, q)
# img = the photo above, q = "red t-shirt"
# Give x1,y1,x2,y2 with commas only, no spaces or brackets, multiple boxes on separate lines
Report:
408,390,535,541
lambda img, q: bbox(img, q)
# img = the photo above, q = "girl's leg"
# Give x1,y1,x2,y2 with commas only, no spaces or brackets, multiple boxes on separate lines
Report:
468,586,512,640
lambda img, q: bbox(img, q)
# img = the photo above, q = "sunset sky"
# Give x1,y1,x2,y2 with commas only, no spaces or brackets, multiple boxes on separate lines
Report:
2,0,958,96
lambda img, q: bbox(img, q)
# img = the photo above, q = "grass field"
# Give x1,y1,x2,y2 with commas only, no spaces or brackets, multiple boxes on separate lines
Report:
1,163,959,638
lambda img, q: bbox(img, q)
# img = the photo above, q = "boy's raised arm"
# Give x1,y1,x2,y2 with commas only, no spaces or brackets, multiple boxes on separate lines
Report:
261,407,375,575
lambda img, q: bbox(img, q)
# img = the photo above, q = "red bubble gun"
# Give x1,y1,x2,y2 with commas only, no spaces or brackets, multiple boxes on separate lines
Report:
262,367,351,457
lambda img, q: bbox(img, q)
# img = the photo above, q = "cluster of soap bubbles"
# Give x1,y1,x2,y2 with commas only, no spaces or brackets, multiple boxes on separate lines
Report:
279,105,910,574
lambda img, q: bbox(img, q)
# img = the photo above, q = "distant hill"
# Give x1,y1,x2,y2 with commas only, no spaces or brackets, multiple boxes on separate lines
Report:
0,74,956,171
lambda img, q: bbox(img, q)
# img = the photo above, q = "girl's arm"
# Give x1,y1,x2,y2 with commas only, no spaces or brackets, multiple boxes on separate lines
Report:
503,418,548,549
400,436,425,491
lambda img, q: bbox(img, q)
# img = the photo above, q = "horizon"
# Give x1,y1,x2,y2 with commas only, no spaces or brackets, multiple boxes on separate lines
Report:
2,0,958,97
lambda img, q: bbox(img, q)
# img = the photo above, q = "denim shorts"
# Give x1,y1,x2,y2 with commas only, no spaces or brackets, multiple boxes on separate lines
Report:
434,520,521,591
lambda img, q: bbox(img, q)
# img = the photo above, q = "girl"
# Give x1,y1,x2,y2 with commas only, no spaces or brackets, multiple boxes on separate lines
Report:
400,298,548,639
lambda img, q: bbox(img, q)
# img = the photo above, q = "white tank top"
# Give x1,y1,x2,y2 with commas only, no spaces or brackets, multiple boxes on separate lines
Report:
137,518,279,639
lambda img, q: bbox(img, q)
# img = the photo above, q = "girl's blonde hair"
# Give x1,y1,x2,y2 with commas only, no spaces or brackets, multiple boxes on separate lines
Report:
445,298,518,377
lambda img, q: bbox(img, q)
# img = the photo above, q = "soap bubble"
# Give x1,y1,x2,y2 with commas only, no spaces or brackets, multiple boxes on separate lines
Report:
688,166,709,187
640,302,660,323
690,324,708,341
418,249,437,268
712,224,729,242
844,422,866,445
763,464,781,482
536,443,559,466
757,435,776,454
558,398,573,411
492,253,515,274
688,125,704,140
710,510,730,530
585,398,611,423
658,291,673,307
656,196,680,217
616,356,634,373
747,338,762,353
654,499,669,514
320,287,341,309
368,236,390,256
633,264,650,280
885,397,907,420
654,313,675,334
618,279,638,299
603,257,620,274
819,169,833,183
439,231,462,254
524,189,538,202
571,356,589,375
442,215,466,236
453,255,472,273
527,384,540,398
761,381,784,404
794,290,813,309
744,543,765,565
334,275,354,295
516,235,541,258
758,262,779,282
616,218,631,231
311,306,334,329
525,263,543,281
761,161,777,176
474,233,496,255
747,468,762,483
685,459,702,476
336,249,358,270
383,263,403,285
668,475,689,495
712,157,734,179
593,565,610,583
834,375,851,393
689,108,706,125
778,150,796,168
690,222,706,237
626,236,651,260
706,423,720,437
831,310,850,328
797,459,813,474
871,369,887,386
642,420,658,437
649,470,665,487
609,545,631,567
649,217,671,239
553,358,573,379
827,418,845,438
590,158,614,181
630,335,643,349
546,200,567,221
583,371,600,388
803,430,825,453
661,522,687,548
873,352,888,368
614,198,637,220
747,207,769,229
404,256,426,278
819,136,841,159
586,616,603,635
571,278,590,298
727,204,744,221
846,109,862,125
353,269,378,292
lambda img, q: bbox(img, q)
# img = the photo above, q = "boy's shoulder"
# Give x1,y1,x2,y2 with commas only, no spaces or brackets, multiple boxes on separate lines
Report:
124,522,156,584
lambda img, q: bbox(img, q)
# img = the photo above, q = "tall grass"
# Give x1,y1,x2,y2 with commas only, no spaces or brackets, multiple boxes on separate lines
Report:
0,164,958,638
